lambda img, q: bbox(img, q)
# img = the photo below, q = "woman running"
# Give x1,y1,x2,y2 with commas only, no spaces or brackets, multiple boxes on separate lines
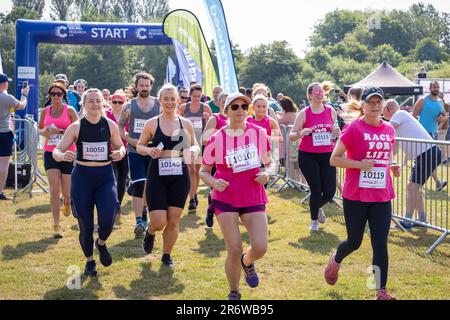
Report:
290,83,340,231
179,84,213,211
106,90,129,224
138,84,199,267
38,83,78,238
53,88,125,277
325,87,400,300
200,92,275,300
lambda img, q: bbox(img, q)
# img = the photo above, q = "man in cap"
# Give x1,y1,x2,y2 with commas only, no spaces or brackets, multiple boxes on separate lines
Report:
0,73,29,200
54,74,82,113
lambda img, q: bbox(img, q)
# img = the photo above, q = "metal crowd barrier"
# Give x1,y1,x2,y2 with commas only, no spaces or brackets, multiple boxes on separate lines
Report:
391,137,449,254
11,115,48,202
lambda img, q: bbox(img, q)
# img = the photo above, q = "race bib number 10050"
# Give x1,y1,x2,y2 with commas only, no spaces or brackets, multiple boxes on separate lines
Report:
82,142,108,161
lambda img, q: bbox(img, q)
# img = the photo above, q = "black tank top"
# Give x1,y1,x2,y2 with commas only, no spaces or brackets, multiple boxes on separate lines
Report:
152,116,186,153
76,117,111,162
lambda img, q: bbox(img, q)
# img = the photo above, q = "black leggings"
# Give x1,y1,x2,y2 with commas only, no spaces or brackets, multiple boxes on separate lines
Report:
335,199,392,289
298,151,336,220
113,154,129,206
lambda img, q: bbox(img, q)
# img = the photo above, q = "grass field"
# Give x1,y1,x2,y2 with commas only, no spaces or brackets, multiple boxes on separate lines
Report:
0,182,449,300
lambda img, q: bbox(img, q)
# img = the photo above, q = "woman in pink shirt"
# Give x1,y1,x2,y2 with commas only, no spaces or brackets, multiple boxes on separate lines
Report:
326,87,400,300
106,91,129,222
290,83,341,231
200,93,275,301
38,83,78,238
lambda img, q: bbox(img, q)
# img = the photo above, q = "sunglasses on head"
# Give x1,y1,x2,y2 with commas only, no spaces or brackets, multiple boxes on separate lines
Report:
50,92,64,97
230,103,249,111
112,101,124,105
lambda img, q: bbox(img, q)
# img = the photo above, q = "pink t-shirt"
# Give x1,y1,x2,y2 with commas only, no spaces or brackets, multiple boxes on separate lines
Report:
247,115,272,137
339,118,396,203
299,105,335,153
43,105,76,152
106,109,128,147
203,122,271,207
214,113,228,130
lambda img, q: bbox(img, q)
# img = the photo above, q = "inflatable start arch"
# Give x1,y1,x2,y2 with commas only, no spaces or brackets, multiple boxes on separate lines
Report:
15,19,174,120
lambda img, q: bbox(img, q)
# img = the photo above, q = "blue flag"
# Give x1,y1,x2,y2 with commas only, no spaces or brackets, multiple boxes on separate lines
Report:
165,56,177,84
202,0,239,93
172,39,203,88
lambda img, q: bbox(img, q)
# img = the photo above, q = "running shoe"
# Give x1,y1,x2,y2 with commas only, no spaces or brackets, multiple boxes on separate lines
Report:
227,291,241,300
161,254,175,267
0,192,10,201
61,204,71,217
188,198,197,212
142,229,156,254
241,254,259,288
309,221,319,232
95,239,113,267
134,218,145,236
324,253,340,285
53,224,63,239
318,208,326,224
84,260,97,277
399,220,414,231
194,193,199,206
205,207,214,228
376,288,396,300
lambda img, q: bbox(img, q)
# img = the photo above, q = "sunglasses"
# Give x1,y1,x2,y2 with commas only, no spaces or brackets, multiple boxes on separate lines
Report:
112,101,124,105
180,96,189,100
230,104,249,111
50,92,64,97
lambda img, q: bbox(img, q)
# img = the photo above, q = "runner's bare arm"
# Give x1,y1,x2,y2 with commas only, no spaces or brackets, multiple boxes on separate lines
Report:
412,98,424,119
136,119,156,157
289,110,309,141
330,139,374,171
53,122,79,162
202,116,217,145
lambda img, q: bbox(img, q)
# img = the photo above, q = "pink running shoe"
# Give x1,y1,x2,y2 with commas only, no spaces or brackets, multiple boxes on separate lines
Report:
324,253,340,285
376,288,396,300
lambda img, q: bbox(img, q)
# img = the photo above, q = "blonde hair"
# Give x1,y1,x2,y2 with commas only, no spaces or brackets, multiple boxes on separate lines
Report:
342,99,364,121
157,83,178,100
81,88,106,117
252,94,268,106
321,81,335,94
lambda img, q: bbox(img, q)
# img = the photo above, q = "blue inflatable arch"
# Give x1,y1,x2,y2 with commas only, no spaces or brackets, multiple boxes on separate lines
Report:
15,19,174,120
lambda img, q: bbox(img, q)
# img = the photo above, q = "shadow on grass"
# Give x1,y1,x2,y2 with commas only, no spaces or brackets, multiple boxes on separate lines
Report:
325,290,345,300
109,238,145,262
113,262,184,299
389,230,450,267
2,237,60,260
15,204,50,219
289,230,340,254
192,229,225,258
44,276,102,300
180,213,201,232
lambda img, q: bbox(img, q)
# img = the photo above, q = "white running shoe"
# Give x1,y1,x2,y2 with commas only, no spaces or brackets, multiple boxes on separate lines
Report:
318,208,326,224
309,221,319,232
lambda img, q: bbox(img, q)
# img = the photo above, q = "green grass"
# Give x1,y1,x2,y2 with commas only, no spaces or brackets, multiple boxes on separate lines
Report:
0,184,449,300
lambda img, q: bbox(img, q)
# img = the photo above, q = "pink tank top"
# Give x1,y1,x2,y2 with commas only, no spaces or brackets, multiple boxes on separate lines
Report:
43,105,76,152
203,122,271,207
340,118,396,203
106,109,128,147
298,105,335,153
214,114,228,130
247,115,272,137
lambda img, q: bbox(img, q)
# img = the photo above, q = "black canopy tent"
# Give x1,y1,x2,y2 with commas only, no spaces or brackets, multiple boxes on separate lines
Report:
344,62,423,96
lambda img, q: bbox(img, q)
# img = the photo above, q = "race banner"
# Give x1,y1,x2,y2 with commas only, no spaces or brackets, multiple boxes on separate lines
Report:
173,39,203,88
202,0,239,93
163,9,218,97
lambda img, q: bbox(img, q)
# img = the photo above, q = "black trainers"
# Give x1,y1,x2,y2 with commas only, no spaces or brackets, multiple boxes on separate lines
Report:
227,291,241,300
194,193,199,206
142,229,155,254
95,239,113,267
0,193,10,201
205,207,214,228
161,254,175,267
188,198,197,212
84,260,98,277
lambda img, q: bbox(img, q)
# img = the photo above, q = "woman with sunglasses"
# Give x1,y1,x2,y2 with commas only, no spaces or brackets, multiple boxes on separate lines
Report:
325,87,399,300
179,84,213,212
290,83,341,232
202,91,229,228
53,88,125,277
106,90,129,224
177,87,190,113
200,93,275,300
38,83,79,238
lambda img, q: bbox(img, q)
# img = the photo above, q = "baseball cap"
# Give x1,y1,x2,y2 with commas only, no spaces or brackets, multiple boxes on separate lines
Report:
55,74,68,81
74,79,88,87
218,91,229,101
0,73,12,84
362,87,384,102
224,92,252,108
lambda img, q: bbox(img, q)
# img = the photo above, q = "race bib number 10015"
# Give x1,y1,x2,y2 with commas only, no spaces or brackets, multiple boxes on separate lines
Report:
134,119,147,134
312,132,332,147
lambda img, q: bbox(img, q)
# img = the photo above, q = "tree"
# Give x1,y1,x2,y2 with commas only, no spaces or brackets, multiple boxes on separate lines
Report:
368,44,402,67
50,0,74,21
305,47,331,71
415,38,445,63
329,36,369,63
139,0,170,22
11,0,45,18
